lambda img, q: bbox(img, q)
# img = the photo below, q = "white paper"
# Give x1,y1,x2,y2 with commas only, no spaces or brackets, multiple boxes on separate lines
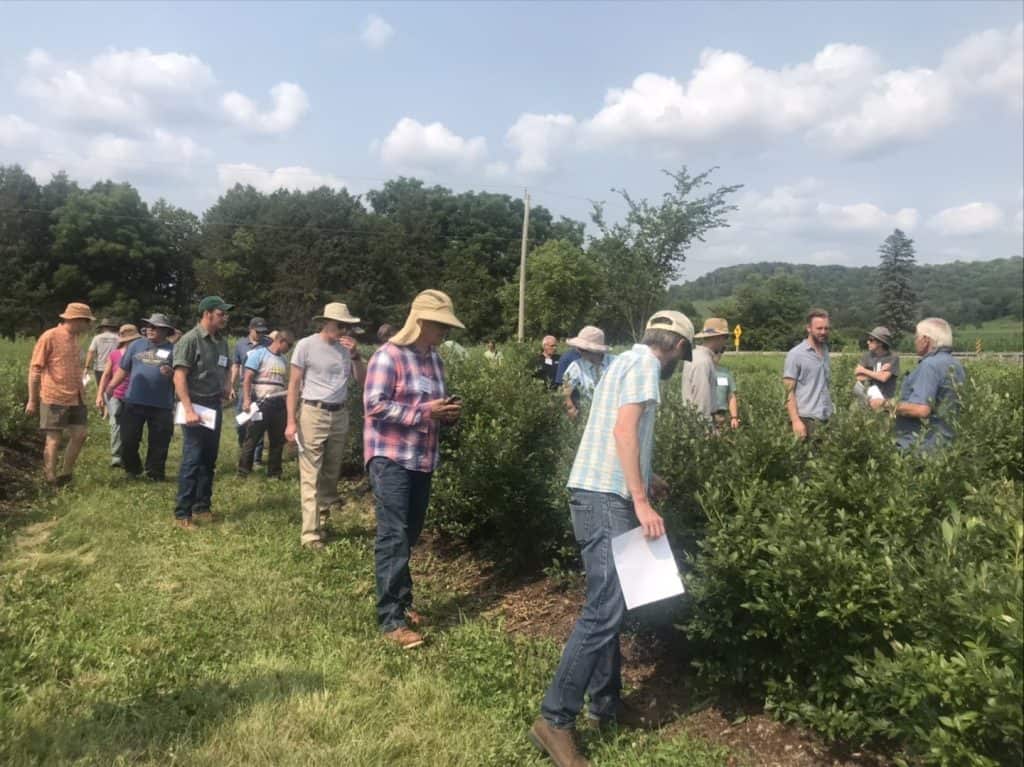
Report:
156,348,170,360
866,384,883,400
82,373,91,388
175,402,217,431
611,527,685,610
235,402,262,425
716,376,729,386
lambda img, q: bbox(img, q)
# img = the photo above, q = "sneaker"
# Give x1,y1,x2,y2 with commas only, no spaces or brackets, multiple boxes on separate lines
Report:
174,518,196,532
528,718,590,767
384,627,425,650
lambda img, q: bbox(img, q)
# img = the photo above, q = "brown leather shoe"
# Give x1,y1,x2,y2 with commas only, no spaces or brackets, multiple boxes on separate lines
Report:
404,609,428,627
174,518,196,532
384,627,425,650
528,717,590,767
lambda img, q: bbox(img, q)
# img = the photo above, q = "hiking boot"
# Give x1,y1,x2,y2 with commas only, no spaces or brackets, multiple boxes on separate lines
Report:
174,518,196,532
302,540,326,551
588,699,659,731
405,609,428,628
528,718,589,767
384,627,425,650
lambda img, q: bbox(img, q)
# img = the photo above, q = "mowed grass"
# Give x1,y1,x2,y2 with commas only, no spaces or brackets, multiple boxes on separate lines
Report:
0,411,731,766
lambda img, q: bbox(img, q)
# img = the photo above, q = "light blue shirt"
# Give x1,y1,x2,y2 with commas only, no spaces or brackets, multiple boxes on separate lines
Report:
567,344,662,500
895,347,965,453
783,339,834,420
563,354,615,400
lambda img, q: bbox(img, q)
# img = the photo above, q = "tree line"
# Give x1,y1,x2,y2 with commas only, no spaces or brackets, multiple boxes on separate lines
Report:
0,164,739,342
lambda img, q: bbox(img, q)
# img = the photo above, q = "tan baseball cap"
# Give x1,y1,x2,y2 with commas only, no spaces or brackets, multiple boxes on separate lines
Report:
645,310,694,342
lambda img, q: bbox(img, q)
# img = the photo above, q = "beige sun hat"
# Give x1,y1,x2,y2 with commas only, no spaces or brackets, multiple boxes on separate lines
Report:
59,302,95,321
389,290,465,346
694,317,730,339
567,326,609,353
645,310,695,342
314,302,361,325
117,324,142,345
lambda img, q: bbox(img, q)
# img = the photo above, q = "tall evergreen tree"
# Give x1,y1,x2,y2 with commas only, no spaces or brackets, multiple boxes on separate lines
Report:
877,228,918,344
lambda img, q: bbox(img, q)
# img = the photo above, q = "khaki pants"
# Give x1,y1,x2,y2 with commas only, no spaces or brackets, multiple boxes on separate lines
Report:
297,404,349,544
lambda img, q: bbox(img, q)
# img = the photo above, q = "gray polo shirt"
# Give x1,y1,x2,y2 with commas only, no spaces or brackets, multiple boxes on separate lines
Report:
291,333,353,405
783,340,834,421
682,344,716,420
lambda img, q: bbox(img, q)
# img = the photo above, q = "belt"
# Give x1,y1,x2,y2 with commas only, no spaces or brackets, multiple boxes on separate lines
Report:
302,399,344,412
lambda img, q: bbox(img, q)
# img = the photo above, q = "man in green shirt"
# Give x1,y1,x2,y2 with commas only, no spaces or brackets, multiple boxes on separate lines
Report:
172,295,234,530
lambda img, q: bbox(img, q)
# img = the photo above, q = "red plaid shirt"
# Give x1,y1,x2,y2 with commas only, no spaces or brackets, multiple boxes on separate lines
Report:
363,342,447,472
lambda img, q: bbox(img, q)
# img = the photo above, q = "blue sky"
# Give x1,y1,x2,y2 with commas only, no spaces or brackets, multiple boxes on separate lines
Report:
1,1,1021,279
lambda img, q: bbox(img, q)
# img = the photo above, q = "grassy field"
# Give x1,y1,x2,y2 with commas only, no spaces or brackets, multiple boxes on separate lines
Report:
0,393,731,766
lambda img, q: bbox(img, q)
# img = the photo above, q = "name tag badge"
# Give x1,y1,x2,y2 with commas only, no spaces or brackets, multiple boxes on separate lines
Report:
545,358,553,366
218,355,228,368
156,349,170,360
717,376,729,386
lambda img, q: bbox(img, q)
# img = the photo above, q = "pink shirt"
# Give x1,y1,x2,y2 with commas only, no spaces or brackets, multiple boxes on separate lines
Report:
108,348,129,400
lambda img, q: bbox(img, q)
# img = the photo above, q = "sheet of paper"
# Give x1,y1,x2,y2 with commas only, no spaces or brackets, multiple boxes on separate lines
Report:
175,402,217,431
82,372,91,388
866,384,883,400
235,402,262,426
611,527,685,610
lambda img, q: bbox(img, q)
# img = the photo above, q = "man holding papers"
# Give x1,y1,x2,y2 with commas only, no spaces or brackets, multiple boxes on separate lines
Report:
172,296,234,530
530,310,694,767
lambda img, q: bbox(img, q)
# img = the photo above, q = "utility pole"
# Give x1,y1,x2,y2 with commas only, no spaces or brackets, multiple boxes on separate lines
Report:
517,188,530,342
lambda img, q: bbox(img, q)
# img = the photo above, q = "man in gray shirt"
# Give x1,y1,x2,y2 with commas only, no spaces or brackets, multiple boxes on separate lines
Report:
783,308,834,439
682,317,730,422
285,302,367,549
84,319,120,384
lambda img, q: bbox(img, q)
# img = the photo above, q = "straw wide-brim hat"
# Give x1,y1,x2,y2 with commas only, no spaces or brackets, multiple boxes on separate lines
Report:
59,302,95,321
567,326,609,353
694,317,730,339
117,324,142,345
390,290,465,346
314,302,361,325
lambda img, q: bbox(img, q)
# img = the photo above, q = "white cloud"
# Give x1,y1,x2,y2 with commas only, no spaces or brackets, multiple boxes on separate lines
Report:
943,23,1024,111
378,117,488,172
20,47,215,129
0,114,38,147
217,163,346,193
361,15,396,49
221,82,310,134
506,113,577,174
928,202,1005,235
816,202,918,232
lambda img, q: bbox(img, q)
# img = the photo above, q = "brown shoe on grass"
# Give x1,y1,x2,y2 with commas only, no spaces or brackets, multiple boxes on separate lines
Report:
528,718,590,767
404,609,428,627
174,518,196,532
384,627,425,650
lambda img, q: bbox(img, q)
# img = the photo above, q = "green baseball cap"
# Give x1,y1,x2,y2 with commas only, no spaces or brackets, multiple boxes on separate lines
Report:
198,295,234,313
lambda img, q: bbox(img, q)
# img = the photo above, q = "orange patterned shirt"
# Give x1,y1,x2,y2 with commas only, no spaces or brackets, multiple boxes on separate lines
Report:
30,324,85,406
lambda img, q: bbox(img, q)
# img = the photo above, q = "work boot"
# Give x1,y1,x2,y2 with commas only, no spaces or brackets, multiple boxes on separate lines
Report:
528,717,590,767
384,627,425,650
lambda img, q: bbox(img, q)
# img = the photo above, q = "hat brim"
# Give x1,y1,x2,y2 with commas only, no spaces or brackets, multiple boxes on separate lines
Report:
567,338,609,353
867,333,890,344
118,334,142,345
314,315,361,325
694,330,730,339
141,318,175,330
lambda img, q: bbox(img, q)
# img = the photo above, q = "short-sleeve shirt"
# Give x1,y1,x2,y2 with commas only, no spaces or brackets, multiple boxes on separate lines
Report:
563,354,614,400
568,344,662,500
713,366,735,413
30,324,85,406
121,338,175,409
233,336,269,383
88,331,119,371
554,348,581,386
108,348,130,399
173,324,230,403
291,334,353,405
783,340,834,420
858,350,901,400
895,347,965,453
682,345,717,419
245,346,289,400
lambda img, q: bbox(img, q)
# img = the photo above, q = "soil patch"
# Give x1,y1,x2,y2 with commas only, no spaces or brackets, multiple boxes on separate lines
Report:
0,436,42,516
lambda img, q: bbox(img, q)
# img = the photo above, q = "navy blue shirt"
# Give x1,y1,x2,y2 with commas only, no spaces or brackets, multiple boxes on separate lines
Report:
895,347,965,453
121,338,176,409
554,347,581,386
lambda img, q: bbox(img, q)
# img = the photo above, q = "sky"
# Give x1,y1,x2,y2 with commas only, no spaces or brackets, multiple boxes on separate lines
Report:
0,1,1021,280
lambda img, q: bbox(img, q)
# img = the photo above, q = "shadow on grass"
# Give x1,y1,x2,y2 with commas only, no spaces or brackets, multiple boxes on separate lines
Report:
10,670,326,763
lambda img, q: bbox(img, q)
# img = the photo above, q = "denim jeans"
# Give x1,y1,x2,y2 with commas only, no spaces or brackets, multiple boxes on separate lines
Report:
540,489,636,729
369,457,432,633
174,405,222,519
120,403,173,480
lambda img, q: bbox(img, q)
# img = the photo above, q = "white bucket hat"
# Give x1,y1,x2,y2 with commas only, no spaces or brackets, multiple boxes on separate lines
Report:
567,326,609,353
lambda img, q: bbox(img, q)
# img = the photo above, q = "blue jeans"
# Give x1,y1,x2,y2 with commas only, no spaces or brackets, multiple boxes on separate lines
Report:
369,457,432,633
541,489,636,729
174,406,222,519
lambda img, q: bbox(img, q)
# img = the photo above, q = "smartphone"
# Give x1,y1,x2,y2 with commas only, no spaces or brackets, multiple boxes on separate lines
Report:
445,395,462,405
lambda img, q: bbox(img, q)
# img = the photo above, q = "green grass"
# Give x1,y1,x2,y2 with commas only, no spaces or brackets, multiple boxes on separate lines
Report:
0,414,732,766
954,316,1024,352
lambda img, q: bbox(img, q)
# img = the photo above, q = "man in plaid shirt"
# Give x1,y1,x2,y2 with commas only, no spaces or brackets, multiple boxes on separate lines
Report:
364,290,464,650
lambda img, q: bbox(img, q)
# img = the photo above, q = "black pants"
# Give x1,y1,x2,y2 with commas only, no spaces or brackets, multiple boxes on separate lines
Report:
120,403,174,479
238,400,286,477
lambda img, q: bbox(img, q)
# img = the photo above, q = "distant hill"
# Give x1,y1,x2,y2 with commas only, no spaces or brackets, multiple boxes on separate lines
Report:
668,257,1024,330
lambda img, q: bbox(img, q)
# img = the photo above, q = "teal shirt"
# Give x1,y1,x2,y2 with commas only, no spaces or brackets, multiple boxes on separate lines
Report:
713,366,735,413
173,323,230,402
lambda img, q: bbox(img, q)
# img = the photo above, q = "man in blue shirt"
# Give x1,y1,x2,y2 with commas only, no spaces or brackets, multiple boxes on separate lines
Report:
783,308,834,440
232,317,271,458
887,317,965,454
105,312,176,481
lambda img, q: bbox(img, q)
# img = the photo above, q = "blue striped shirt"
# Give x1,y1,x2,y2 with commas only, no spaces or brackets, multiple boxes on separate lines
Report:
567,344,662,500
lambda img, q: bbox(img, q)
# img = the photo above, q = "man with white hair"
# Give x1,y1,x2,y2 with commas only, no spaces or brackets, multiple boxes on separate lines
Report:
533,335,561,389
886,317,965,454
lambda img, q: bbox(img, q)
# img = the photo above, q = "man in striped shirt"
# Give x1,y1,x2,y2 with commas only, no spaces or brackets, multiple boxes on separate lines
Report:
530,310,693,767
364,290,464,650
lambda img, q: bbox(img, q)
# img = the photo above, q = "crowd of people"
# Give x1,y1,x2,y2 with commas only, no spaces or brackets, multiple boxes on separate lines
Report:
26,294,966,767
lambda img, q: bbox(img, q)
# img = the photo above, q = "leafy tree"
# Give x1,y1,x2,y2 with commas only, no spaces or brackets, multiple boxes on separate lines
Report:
590,167,741,339
877,228,918,343
723,273,809,350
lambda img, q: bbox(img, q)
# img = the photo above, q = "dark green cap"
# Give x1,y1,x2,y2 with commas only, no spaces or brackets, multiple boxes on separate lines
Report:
198,295,234,314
